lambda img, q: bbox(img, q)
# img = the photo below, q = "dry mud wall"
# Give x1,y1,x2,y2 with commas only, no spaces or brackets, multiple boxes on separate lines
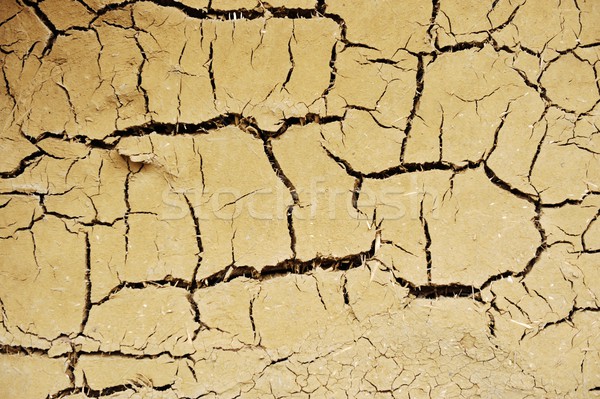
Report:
1,0,600,398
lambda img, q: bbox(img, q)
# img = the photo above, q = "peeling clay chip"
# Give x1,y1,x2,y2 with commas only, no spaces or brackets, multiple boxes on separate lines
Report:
0,0,599,398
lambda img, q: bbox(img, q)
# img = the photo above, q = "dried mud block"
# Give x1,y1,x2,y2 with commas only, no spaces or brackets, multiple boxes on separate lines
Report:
427,168,541,286
359,170,452,286
541,194,600,251
517,311,600,395
0,354,71,399
249,360,310,398
361,167,540,286
506,0,581,56
118,128,292,279
88,222,126,303
568,100,600,155
404,46,536,165
271,124,374,260
485,90,547,196
0,1,51,173
25,31,119,140
93,21,148,130
212,18,339,129
251,275,326,352
320,109,404,174
39,0,95,30
125,213,198,281
584,217,600,251
556,250,600,310
212,18,285,120
117,145,199,281
484,246,600,371
531,108,600,204
0,127,39,177
541,53,600,114
0,1,49,57
0,216,87,342
74,354,180,392
177,347,271,398
132,3,218,125
325,47,418,126
191,127,292,275
35,137,90,159
343,262,410,321
578,0,600,45
327,0,433,55
0,194,43,238
81,286,198,356
435,0,524,47
193,278,260,345
0,150,129,224
486,245,576,334
0,67,36,174
270,18,338,116
252,274,352,356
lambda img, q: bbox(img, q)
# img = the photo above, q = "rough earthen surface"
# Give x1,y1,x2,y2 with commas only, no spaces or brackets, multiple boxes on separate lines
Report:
1,0,599,398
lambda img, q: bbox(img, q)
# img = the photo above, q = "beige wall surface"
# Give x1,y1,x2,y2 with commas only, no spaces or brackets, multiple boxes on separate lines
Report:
1,0,599,398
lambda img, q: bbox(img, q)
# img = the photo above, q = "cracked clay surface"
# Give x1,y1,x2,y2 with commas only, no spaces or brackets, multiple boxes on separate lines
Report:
1,0,600,398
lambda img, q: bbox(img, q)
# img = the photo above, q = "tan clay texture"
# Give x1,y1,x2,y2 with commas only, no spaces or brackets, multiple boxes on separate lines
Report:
0,0,599,398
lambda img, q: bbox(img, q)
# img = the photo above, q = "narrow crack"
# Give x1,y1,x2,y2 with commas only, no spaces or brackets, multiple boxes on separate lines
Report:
183,194,204,288
281,24,295,92
0,344,50,356
80,232,92,334
198,244,376,289
208,39,217,106
21,0,58,56
66,342,79,387
48,381,174,399
95,0,327,21
132,26,150,117
399,55,425,163
249,295,258,343
123,167,133,265
324,145,483,180
420,199,433,284
93,276,193,306
322,40,338,99
286,205,297,259
351,176,363,212
259,133,300,258
341,273,350,306
427,0,441,43
0,151,45,179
